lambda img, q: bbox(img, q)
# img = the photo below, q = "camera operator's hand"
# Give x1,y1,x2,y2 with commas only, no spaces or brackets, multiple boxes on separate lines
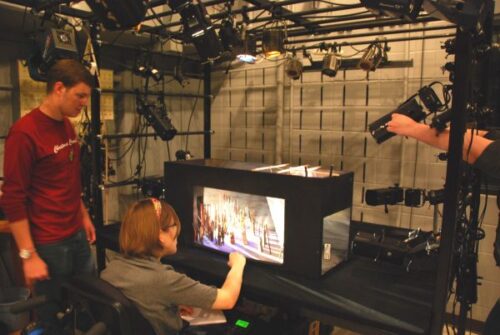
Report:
387,113,426,139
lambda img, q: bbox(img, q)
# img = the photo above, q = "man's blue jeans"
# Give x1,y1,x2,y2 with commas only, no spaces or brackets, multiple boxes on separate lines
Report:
35,229,95,331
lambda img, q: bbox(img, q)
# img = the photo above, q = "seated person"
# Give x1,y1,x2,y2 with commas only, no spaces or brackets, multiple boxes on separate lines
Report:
101,198,246,335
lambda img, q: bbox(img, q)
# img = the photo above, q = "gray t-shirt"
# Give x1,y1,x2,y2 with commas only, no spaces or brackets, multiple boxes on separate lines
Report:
101,254,218,335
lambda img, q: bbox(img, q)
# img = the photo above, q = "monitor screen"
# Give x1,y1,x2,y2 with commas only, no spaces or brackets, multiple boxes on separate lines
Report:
193,186,285,264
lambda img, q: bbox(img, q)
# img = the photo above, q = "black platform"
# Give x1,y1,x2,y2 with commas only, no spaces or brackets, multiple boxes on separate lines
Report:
97,222,436,335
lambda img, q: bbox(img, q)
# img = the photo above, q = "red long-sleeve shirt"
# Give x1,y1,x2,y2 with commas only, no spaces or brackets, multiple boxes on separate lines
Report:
0,108,83,244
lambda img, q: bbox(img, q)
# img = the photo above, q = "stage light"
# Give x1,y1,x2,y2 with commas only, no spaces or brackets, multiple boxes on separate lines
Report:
404,189,425,207
358,42,386,72
237,33,257,63
322,52,341,78
137,98,177,141
175,150,192,160
85,0,147,30
219,20,243,52
168,0,223,62
139,176,165,199
430,110,452,132
418,85,444,113
284,54,303,80
365,185,404,206
262,27,285,60
368,97,425,144
360,0,423,21
27,28,79,82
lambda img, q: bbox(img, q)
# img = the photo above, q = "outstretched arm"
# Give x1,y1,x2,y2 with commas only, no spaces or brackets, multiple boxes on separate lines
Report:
386,113,493,164
211,252,246,309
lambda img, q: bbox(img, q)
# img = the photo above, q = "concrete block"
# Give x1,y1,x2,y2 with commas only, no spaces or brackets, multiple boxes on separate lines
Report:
345,82,368,106
230,128,246,149
344,110,367,132
368,80,405,106
321,110,343,131
231,110,246,127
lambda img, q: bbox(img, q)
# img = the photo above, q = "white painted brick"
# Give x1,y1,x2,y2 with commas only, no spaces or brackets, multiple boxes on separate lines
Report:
321,110,343,131
230,91,245,108
263,130,276,151
212,129,230,148
231,110,246,127
246,110,263,128
230,129,246,149
230,70,246,87
301,71,321,83
300,85,323,107
344,110,367,132
229,149,246,162
212,148,230,160
345,82,368,106
375,159,403,184
247,130,263,150
246,89,264,107
246,150,264,163
368,80,406,106
322,82,344,106
343,132,366,158
212,108,230,128
320,132,343,156
264,68,277,85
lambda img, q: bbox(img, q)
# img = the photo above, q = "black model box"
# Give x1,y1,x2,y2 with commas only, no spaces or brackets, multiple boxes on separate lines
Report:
165,159,353,279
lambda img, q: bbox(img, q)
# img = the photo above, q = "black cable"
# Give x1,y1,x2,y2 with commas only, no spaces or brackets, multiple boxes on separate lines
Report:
185,79,203,152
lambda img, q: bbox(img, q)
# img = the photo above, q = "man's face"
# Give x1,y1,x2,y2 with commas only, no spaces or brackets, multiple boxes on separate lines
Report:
58,82,91,118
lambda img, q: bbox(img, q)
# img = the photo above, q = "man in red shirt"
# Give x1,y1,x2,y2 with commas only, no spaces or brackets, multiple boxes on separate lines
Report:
0,59,95,332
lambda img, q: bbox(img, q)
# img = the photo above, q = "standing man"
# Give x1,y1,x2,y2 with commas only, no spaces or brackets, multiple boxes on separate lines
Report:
0,59,96,332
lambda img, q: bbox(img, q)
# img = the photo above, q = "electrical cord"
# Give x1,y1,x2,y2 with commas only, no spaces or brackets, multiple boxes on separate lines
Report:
185,79,203,152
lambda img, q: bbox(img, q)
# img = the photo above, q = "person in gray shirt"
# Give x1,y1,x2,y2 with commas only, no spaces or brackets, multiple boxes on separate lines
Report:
101,198,246,335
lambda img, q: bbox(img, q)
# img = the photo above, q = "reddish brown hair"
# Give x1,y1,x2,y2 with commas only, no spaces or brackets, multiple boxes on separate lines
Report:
119,199,181,257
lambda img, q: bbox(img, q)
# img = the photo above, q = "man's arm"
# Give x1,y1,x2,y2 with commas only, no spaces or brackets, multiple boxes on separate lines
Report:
386,113,493,164
9,218,49,285
1,131,49,285
81,200,96,243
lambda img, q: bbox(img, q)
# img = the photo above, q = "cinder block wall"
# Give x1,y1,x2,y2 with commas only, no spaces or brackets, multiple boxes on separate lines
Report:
210,20,499,322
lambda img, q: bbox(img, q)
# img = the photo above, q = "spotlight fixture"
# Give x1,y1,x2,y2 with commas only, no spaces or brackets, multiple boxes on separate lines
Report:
219,19,243,52
85,0,147,30
365,185,404,206
368,97,425,144
359,41,387,72
237,33,257,63
322,47,341,78
168,0,223,62
28,28,79,82
418,85,444,113
262,25,286,59
360,0,423,21
137,97,177,141
284,53,303,80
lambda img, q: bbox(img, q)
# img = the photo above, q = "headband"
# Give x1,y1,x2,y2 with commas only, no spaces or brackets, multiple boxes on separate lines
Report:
150,198,162,221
